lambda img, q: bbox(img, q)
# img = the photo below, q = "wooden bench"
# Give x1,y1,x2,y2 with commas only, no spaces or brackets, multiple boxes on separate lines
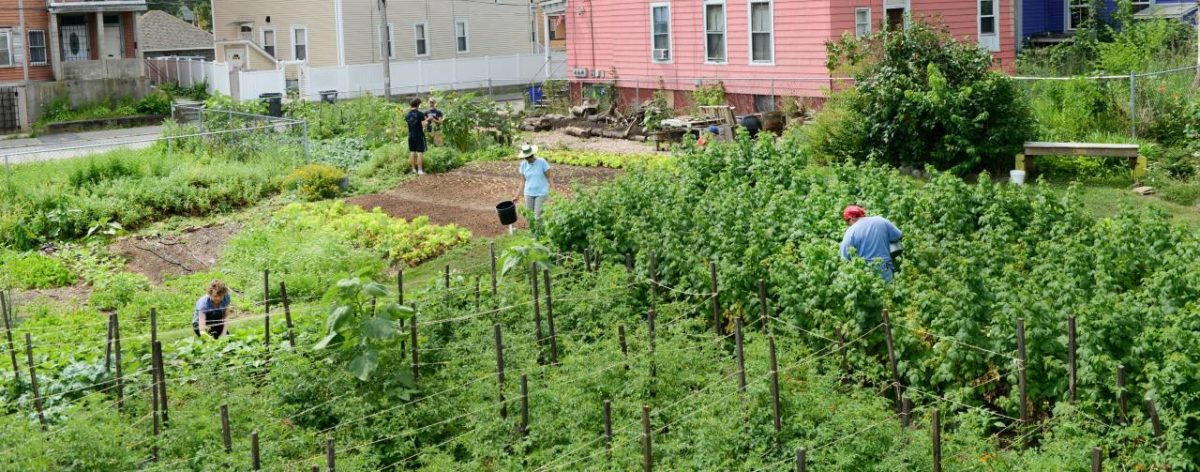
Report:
1016,142,1147,179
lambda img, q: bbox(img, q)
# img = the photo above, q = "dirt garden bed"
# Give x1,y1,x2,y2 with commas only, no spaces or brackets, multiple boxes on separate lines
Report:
347,161,619,237
109,223,240,284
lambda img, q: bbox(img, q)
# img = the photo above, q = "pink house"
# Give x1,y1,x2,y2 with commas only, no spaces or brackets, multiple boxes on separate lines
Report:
564,0,1017,113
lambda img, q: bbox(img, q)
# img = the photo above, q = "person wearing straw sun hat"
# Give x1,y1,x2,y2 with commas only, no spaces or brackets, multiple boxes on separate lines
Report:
514,143,551,223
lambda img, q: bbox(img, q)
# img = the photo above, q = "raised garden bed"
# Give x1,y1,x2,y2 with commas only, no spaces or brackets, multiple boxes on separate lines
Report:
42,114,167,135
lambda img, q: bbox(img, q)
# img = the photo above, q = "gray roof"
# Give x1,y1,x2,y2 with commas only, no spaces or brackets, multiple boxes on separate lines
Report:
1132,3,1198,21
139,10,214,53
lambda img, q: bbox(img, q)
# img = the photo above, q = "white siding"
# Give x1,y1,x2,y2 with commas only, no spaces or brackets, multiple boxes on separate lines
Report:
341,0,535,65
213,0,339,67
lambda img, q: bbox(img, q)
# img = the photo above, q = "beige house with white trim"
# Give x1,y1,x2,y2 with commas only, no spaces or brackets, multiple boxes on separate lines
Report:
213,0,546,74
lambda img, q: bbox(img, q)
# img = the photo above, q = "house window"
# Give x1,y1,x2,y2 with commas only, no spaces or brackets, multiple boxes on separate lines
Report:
455,20,469,53
651,4,670,62
1067,0,1089,30
749,1,772,63
855,8,871,38
414,22,430,57
704,0,726,63
1130,0,1150,13
549,16,565,40
884,0,909,30
28,30,47,65
292,26,307,61
382,23,395,59
979,0,996,35
262,28,276,58
0,31,10,67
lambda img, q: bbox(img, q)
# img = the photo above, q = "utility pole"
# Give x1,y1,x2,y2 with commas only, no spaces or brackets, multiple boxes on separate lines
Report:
18,0,27,83
380,0,392,101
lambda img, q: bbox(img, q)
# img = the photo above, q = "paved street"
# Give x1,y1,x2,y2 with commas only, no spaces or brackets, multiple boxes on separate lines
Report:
0,125,163,165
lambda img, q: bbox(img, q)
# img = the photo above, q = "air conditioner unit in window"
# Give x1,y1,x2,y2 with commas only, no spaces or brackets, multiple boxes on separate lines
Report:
572,67,588,78
653,49,670,61
591,69,605,78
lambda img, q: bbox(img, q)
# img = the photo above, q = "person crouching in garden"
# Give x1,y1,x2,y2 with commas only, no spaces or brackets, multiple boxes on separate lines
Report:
514,143,551,225
406,98,430,175
193,280,231,339
839,205,903,282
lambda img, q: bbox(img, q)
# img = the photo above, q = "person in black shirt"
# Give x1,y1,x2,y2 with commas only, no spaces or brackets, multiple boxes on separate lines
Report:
425,98,444,146
405,98,429,175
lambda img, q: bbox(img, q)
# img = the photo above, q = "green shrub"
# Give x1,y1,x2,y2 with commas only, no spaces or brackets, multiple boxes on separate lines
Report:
222,221,386,300
283,164,345,201
274,200,471,264
422,147,466,174
68,156,143,189
135,90,172,116
692,81,727,108
821,21,1033,174
0,251,75,289
432,91,517,151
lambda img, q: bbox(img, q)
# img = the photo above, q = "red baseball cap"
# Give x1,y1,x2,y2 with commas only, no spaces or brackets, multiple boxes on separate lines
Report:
842,205,866,222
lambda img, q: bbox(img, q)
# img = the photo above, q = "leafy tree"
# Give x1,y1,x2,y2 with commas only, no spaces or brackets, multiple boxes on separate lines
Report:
819,20,1033,175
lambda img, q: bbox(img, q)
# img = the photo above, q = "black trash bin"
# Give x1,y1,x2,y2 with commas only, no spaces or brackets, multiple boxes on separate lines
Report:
320,90,339,105
259,93,283,117
496,201,518,225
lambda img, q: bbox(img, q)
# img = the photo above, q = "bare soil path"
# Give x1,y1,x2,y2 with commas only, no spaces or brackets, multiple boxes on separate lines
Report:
110,223,240,284
347,161,620,237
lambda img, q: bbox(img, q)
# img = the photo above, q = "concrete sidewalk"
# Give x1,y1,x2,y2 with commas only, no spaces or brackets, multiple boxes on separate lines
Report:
1,125,164,165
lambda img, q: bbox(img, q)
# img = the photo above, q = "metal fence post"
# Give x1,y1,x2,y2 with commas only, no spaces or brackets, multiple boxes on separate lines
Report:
303,121,311,162
1129,71,1137,139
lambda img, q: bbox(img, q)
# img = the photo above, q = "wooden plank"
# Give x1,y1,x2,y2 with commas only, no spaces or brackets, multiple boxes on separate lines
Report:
1023,142,1139,158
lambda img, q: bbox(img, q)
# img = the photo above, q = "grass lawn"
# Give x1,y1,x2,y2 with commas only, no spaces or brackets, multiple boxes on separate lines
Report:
1052,183,1200,230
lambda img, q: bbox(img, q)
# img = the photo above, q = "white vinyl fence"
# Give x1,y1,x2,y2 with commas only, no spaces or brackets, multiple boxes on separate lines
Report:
147,53,566,102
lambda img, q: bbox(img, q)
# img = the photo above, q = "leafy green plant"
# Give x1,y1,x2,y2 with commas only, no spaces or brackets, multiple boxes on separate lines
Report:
312,137,371,169
432,91,517,151
89,272,150,310
283,164,345,201
273,200,470,264
692,81,727,108
314,277,414,382
0,251,75,289
541,150,666,169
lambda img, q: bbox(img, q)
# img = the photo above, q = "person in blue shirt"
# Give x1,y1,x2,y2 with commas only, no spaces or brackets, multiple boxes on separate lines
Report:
513,143,551,221
839,205,903,282
193,280,231,339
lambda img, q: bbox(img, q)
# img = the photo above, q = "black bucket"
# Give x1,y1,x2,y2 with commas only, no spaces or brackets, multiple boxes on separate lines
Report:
496,201,518,225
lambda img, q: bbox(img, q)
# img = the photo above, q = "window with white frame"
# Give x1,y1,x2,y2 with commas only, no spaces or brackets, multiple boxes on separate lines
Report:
414,22,430,57
0,31,11,67
749,1,773,63
455,20,469,53
651,4,670,62
1067,0,1089,30
262,28,276,57
855,8,871,38
704,0,726,63
292,26,307,61
1130,0,1150,13
28,30,47,65
382,23,395,59
979,0,996,35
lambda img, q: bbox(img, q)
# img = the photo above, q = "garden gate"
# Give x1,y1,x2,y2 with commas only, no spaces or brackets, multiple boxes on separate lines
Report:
0,87,19,133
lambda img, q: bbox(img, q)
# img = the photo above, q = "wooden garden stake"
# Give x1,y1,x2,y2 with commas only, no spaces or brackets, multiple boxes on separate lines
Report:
932,409,942,472
398,268,405,306
584,250,592,272
2,292,19,383
24,333,46,429
641,405,653,472
281,281,296,348
648,252,658,306
734,317,746,393
475,276,481,312
625,253,634,272
531,263,545,362
1145,397,1164,443
251,431,261,470
1116,365,1127,423
709,261,721,336
154,341,169,428
543,269,559,364
494,323,507,419
902,396,913,428
769,336,781,434
489,242,498,298
619,324,628,357
150,307,158,344
648,308,657,380
795,447,806,472
603,400,613,455
758,279,769,333
113,312,124,410
326,439,335,472
105,312,113,372
519,374,529,437
410,307,419,380
1016,318,1029,426
881,309,903,414
151,399,160,461
1068,315,1077,405
444,264,451,291
1092,447,1102,472
221,404,232,453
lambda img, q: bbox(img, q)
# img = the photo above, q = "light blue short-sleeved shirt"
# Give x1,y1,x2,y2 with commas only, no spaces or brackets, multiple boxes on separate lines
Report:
193,294,231,324
840,216,903,281
520,158,550,197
